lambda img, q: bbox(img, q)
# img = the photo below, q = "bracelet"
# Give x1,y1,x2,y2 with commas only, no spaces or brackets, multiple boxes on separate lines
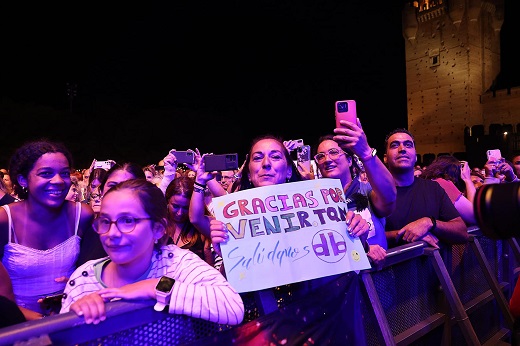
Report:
508,174,519,182
429,216,437,232
194,181,206,189
193,186,205,194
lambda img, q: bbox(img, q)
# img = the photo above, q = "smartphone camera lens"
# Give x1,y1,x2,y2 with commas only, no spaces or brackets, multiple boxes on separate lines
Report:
337,102,348,113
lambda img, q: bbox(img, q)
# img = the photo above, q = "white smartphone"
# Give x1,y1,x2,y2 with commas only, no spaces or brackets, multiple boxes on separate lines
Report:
297,145,312,172
486,149,502,162
93,160,114,171
335,100,357,128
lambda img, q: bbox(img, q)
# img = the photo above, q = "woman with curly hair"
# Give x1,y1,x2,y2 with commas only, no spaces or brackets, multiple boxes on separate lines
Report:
0,139,96,319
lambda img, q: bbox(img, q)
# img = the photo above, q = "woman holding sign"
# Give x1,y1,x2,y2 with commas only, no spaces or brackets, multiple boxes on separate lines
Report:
208,134,370,345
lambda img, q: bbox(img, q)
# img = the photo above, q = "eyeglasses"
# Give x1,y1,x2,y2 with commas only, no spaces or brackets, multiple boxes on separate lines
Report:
314,148,346,164
93,216,152,234
221,176,235,181
90,193,102,200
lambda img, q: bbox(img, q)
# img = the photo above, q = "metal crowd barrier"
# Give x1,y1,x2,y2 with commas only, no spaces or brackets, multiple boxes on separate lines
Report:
0,226,517,346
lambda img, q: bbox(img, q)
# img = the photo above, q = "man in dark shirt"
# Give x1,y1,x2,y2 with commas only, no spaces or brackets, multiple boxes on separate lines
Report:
383,128,468,248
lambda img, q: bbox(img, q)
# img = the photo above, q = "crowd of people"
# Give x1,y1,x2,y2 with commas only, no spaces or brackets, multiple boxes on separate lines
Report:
0,119,519,344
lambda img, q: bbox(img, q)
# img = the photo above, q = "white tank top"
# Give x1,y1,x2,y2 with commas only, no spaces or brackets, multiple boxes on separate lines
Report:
1,202,82,314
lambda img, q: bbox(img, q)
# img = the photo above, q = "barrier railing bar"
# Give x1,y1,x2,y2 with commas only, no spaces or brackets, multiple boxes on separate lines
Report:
360,272,396,346
482,328,511,346
425,248,482,345
253,289,278,315
463,281,509,316
469,235,515,329
393,313,446,346
0,300,159,346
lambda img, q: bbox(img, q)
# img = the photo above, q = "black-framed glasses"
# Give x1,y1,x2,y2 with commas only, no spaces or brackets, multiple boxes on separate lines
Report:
93,216,152,234
314,148,346,164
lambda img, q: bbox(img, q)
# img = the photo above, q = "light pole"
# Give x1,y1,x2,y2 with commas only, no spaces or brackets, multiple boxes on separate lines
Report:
66,82,77,113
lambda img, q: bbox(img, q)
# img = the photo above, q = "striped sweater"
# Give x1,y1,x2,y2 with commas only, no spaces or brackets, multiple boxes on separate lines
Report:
60,244,244,325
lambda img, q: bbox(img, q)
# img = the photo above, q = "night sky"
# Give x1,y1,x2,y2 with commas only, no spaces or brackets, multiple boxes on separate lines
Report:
1,1,518,169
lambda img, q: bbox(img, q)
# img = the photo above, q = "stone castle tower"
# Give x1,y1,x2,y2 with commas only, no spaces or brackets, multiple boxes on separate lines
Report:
402,0,520,166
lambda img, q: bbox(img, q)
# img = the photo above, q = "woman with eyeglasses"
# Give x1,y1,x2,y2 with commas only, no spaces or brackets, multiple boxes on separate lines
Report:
76,162,148,268
315,116,397,269
60,179,244,326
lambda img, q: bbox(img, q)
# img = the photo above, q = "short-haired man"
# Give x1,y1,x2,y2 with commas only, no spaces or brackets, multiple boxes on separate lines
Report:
219,170,237,193
383,128,468,248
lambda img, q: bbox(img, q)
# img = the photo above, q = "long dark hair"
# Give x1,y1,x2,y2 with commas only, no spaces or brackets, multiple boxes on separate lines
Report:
420,155,465,192
239,134,303,191
87,168,109,202
165,175,208,245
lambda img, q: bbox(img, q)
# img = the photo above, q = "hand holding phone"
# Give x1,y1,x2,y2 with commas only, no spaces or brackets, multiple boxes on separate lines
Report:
204,153,239,172
170,150,195,165
93,160,115,171
296,145,314,179
485,149,504,176
283,139,304,152
486,149,503,163
335,100,357,128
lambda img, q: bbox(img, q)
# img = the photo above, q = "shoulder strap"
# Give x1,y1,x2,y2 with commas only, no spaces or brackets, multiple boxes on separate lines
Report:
1,205,14,243
74,202,81,236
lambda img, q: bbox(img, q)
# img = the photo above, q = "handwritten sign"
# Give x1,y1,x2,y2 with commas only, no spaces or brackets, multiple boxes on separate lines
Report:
212,178,371,293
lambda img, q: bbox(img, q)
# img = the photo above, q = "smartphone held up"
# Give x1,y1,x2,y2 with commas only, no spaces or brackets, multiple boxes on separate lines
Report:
486,149,503,163
170,150,195,165
297,145,312,173
335,100,357,128
204,153,239,172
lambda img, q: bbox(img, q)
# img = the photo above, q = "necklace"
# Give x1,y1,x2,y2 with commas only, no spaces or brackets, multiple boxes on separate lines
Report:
174,230,182,245
172,222,186,245
173,222,191,246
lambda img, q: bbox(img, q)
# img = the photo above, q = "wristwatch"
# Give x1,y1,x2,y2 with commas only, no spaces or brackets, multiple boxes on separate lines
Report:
154,276,176,312
360,148,377,162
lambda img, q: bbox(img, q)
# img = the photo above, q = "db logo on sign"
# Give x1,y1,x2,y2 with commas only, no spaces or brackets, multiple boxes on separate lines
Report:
311,229,347,263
